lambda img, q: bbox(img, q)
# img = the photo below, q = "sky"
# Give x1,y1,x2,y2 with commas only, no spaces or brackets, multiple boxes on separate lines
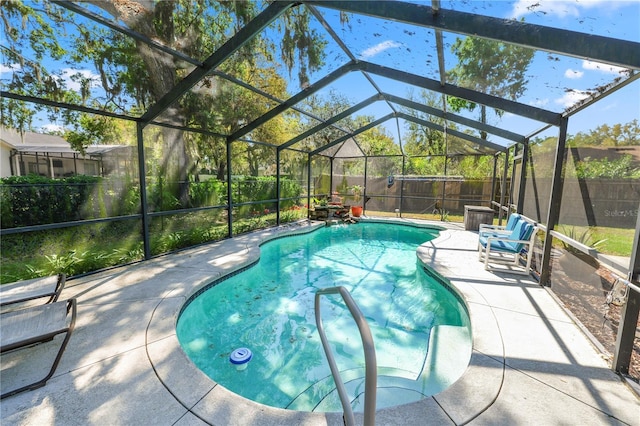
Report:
1,0,638,148
302,0,640,145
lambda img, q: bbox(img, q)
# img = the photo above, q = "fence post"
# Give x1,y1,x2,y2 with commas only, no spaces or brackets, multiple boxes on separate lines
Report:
539,116,568,285
612,285,640,375
276,150,281,226
136,122,151,260
226,140,233,238
613,203,640,374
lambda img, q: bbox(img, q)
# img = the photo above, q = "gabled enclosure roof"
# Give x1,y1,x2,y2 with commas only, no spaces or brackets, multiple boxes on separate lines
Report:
4,1,639,158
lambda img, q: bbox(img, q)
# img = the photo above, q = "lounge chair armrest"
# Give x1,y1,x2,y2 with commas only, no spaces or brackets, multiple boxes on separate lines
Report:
486,237,533,244
479,224,505,231
480,229,511,237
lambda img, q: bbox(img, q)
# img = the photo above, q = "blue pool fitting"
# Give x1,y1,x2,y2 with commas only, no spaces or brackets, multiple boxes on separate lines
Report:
230,348,252,365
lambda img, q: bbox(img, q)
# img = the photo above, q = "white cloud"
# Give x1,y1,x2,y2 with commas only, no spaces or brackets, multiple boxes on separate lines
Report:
509,0,614,19
55,68,101,92
360,41,402,60
39,124,65,133
582,60,627,75
0,63,21,75
555,90,591,108
529,98,550,107
564,69,584,79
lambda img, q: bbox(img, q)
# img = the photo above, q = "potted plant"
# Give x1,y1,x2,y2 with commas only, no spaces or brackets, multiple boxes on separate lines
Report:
349,185,364,217
312,197,328,209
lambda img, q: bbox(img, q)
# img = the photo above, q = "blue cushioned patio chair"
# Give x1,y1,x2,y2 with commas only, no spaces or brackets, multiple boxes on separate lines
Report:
478,219,537,275
478,213,521,238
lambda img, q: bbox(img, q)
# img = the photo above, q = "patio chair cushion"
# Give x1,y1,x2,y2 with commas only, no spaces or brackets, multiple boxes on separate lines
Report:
479,213,521,238
479,220,534,253
502,213,521,233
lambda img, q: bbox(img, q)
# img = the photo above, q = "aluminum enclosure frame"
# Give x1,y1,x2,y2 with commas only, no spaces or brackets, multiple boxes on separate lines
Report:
3,0,639,379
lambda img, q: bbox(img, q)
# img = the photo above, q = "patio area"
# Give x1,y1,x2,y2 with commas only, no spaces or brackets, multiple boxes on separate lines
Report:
1,218,637,425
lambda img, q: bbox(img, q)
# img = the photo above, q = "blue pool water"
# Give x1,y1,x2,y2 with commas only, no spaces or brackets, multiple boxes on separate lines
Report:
177,223,472,412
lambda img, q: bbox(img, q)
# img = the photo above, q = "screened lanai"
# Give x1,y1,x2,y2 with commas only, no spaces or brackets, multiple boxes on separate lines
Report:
1,0,639,384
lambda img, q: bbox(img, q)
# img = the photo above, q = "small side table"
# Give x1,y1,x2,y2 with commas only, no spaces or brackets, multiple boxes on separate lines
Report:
464,205,495,231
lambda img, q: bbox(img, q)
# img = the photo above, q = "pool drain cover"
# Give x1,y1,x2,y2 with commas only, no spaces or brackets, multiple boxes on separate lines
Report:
230,348,252,365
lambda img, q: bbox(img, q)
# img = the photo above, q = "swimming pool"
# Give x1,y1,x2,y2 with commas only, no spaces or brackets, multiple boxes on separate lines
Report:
177,222,471,412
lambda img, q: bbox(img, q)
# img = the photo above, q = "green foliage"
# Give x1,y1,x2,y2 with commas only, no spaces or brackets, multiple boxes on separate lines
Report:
189,178,225,207
405,155,444,176
568,119,640,147
279,207,307,224
0,174,146,228
312,196,327,207
571,155,640,179
231,176,302,210
447,156,496,179
64,115,121,154
447,36,534,114
0,174,298,230
23,247,142,279
1,174,101,227
529,123,640,179
557,225,607,256
353,115,400,156
43,251,82,276
2,1,326,204
279,7,327,87
1,218,146,283
279,179,304,209
563,226,606,247
349,185,363,203
402,91,446,155
446,35,534,141
146,176,180,211
0,1,71,131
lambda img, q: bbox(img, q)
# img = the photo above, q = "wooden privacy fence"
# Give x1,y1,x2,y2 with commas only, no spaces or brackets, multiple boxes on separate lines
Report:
324,175,639,228
523,178,639,228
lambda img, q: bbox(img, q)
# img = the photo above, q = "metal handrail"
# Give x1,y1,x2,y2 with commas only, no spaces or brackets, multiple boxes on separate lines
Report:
314,286,377,426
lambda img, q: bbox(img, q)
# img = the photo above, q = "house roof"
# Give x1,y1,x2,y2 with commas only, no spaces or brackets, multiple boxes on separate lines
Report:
0,127,129,156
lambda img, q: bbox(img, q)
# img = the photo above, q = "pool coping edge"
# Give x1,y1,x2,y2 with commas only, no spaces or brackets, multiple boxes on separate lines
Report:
146,219,505,425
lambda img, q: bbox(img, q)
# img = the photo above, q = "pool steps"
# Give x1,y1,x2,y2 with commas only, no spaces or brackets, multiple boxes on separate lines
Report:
288,324,471,413
314,286,377,426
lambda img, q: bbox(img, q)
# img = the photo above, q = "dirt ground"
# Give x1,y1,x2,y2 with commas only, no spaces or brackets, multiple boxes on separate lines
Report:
549,250,639,381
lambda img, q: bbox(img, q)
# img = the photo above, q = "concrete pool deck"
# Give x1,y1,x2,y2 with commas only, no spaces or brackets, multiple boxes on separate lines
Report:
1,218,638,425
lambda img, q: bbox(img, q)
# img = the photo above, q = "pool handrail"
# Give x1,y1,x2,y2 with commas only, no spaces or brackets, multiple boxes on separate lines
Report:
314,286,377,426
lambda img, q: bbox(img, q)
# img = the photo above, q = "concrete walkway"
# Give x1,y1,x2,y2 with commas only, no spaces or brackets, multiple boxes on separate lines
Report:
1,219,638,425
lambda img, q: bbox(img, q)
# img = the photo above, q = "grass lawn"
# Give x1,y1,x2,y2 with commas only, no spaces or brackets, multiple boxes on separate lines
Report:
366,210,633,257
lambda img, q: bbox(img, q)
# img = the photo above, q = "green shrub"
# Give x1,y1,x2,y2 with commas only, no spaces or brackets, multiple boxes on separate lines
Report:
230,176,302,210
189,178,226,208
146,176,180,212
0,174,140,228
570,155,640,179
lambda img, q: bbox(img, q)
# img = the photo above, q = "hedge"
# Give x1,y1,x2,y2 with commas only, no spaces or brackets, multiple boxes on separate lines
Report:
1,175,303,229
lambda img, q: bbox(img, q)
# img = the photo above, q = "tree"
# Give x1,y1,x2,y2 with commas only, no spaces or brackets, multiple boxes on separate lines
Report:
401,90,446,156
2,1,325,205
569,119,640,147
298,91,356,153
447,36,534,140
185,64,297,179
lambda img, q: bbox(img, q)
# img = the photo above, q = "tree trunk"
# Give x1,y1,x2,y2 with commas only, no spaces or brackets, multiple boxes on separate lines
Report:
91,1,191,205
